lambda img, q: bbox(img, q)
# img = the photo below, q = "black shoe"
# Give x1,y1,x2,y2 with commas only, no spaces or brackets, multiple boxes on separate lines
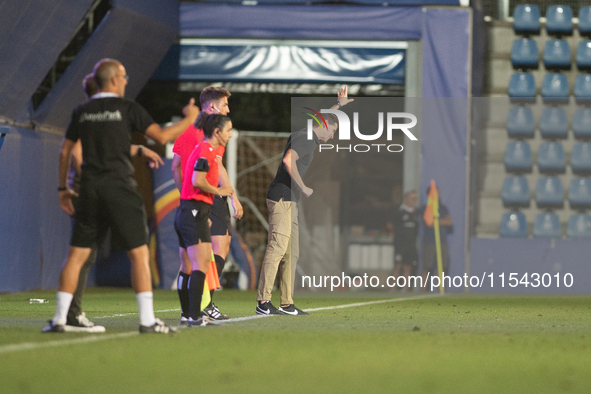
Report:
65,313,106,333
203,304,230,320
139,318,177,334
180,316,189,326
277,304,309,316
41,320,65,333
256,301,280,315
188,315,215,327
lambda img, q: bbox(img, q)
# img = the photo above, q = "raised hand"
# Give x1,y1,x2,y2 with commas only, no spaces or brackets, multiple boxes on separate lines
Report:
337,86,354,107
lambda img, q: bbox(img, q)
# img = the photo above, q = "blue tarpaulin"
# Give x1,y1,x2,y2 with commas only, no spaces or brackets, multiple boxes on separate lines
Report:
191,0,460,6
180,4,423,40
160,42,405,84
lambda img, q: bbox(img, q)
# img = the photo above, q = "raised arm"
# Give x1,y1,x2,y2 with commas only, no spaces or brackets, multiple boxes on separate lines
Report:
145,99,200,145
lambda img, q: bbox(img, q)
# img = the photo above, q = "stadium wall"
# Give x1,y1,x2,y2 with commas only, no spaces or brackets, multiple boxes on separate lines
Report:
0,0,178,292
470,239,591,293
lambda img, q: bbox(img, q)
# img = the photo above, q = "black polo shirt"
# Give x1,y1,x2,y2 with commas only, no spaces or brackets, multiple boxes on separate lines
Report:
267,128,320,202
65,95,154,181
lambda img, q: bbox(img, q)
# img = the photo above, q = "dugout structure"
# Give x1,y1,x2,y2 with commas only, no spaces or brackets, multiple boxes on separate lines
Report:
0,0,485,292
164,2,482,291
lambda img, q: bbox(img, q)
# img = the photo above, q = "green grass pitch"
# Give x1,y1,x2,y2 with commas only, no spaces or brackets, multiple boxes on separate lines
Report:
1,288,590,393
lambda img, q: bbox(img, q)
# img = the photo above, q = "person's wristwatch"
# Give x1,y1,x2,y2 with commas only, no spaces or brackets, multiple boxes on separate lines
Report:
58,187,67,191
137,145,144,157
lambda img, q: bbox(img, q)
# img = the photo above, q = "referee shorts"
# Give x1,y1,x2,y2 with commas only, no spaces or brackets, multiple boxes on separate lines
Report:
175,199,212,249
71,178,148,251
209,195,231,236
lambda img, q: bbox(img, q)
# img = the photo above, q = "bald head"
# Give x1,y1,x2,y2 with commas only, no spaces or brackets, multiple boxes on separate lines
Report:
93,59,121,89
92,58,128,96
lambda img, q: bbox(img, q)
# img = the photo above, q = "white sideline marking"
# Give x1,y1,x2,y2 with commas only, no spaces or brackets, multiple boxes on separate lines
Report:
0,294,439,353
303,293,441,312
0,332,138,354
93,308,180,319
216,294,441,324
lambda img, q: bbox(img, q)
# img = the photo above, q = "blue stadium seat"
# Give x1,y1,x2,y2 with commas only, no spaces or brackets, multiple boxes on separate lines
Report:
574,74,591,104
506,106,535,139
575,41,591,71
578,7,591,38
500,212,528,238
502,175,530,208
539,106,568,139
513,5,541,36
535,176,564,208
545,5,573,37
543,39,571,70
541,73,569,103
537,141,566,173
570,143,591,174
533,213,562,238
568,178,591,209
504,141,533,172
509,72,536,103
573,108,591,140
566,213,591,237
511,38,539,70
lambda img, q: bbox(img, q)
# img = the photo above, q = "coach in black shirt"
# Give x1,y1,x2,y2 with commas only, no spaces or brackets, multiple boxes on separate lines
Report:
44,58,199,334
255,87,353,316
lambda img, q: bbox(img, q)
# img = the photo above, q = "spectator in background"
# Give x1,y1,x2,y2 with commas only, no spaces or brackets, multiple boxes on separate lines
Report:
420,186,452,292
392,190,419,292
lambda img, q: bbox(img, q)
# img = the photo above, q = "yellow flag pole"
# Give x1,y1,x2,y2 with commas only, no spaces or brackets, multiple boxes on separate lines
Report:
429,179,445,295
434,208,445,295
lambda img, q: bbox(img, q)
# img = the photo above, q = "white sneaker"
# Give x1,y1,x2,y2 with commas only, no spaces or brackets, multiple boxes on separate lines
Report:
139,318,177,334
65,313,106,333
188,315,215,327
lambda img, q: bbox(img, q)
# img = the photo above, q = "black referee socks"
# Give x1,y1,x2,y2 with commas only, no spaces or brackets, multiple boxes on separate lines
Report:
189,270,206,320
177,272,190,319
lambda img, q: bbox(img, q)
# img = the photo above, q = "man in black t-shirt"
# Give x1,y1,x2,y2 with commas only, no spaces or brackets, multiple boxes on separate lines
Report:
44,59,199,334
256,87,353,316
64,73,163,332
392,191,419,291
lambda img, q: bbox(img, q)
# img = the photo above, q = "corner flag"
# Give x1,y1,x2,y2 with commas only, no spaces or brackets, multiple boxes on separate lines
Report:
423,180,439,226
425,180,444,294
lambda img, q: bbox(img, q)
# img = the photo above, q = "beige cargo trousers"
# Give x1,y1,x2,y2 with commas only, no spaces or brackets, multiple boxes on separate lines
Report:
256,198,299,306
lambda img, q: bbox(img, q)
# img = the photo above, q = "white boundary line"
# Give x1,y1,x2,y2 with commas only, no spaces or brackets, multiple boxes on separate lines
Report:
93,308,180,319
0,332,137,355
0,294,440,354
214,294,441,324
303,294,441,312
